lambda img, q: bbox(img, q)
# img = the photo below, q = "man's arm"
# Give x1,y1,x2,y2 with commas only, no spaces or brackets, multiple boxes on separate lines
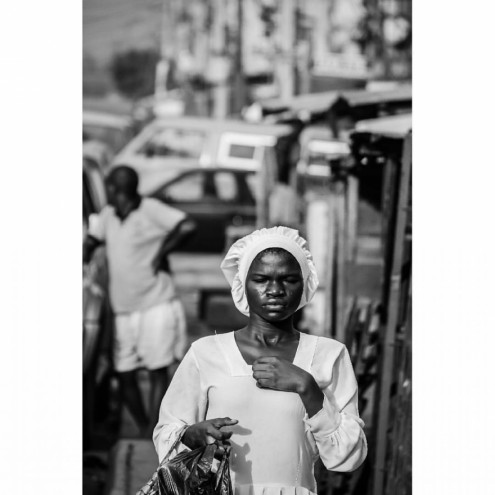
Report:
83,235,104,264
151,218,197,274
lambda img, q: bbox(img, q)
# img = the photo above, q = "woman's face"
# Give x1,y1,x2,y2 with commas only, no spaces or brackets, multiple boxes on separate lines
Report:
245,248,304,322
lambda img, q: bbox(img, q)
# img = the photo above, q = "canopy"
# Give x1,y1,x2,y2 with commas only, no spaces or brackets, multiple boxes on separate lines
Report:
257,85,412,117
353,113,412,138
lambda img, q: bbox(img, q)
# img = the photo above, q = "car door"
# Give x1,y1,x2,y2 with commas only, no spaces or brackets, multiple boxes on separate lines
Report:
83,158,113,449
83,159,108,373
215,170,256,226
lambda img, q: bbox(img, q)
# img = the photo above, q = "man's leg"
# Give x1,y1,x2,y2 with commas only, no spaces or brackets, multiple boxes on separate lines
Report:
114,312,148,437
148,366,171,435
138,301,183,436
117,369,149,437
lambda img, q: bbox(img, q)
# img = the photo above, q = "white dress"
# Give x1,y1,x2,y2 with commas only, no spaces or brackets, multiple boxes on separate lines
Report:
153,331,367,495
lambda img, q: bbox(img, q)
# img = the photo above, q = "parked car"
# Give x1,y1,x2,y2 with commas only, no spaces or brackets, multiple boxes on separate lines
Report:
113,116,297,195
83,156,113,449
149,167,258,253
83,156,107,234
83,110,135,159
83,138,113,171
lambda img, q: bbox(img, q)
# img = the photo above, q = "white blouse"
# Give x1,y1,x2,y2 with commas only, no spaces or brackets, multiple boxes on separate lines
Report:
153,331,367,495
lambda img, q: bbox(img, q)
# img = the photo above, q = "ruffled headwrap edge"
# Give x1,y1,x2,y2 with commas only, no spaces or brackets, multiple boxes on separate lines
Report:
220,226,319,316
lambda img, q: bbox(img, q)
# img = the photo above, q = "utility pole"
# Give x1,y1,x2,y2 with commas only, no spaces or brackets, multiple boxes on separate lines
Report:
209,0,230,118
276,0,296,101
294,0,312,95
231,0,246,115
155,0,178,100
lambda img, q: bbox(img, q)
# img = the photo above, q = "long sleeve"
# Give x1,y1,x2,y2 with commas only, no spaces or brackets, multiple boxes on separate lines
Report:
304,346,367,472
153,346,207,462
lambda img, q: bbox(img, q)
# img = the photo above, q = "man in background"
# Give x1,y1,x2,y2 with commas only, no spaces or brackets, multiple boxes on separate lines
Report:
83,165,197,436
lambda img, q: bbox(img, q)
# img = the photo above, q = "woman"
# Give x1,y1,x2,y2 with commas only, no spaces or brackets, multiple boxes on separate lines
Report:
153,226,367,495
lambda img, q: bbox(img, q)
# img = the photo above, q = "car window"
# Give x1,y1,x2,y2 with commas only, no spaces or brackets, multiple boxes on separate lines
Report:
160,173,205,202
214,172,238,202
228,143,256,160
139,127,206,159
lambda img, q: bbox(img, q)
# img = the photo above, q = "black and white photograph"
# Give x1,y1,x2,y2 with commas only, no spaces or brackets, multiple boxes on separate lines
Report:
4,2,495,495
82,2,411,494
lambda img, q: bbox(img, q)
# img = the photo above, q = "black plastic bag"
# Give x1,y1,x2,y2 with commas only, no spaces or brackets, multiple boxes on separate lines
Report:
137,443,233,495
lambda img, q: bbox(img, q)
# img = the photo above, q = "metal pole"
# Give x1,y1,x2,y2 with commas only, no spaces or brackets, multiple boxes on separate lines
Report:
276,0,295,101
335,181,347,343
372,132,412,495
294,0,311,95
231,0,246,115
211,0,229,118
155,0,174,99
346,175,359,263
324,193,336,338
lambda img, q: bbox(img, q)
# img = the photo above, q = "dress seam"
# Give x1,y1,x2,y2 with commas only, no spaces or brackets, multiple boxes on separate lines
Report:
309,336,318,372
189,346,206,392
295,448,302,484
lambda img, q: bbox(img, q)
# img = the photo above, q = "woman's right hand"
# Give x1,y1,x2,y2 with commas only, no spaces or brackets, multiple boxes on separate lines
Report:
182,417,238,451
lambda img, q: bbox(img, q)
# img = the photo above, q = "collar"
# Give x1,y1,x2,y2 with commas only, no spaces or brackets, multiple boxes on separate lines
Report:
215,331,318,377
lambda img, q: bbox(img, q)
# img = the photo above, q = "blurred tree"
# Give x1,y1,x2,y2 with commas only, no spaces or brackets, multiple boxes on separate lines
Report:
110,49,160,102
84,53,112,97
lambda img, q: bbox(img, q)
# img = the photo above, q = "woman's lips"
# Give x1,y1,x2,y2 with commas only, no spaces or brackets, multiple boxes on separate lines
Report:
263,303,285,310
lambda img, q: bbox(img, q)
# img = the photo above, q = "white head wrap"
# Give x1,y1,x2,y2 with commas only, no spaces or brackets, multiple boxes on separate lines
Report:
220,226,319,316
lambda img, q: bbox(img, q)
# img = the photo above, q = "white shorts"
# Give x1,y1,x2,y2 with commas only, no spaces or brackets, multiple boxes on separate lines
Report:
114,299,187,372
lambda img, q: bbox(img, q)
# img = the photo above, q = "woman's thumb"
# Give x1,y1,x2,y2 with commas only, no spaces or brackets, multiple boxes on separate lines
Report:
219,417,238,426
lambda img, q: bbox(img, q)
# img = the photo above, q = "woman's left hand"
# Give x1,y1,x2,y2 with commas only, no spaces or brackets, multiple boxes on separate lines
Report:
252,356,313,394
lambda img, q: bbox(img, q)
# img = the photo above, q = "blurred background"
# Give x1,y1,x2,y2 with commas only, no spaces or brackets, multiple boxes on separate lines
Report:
83,1,412,494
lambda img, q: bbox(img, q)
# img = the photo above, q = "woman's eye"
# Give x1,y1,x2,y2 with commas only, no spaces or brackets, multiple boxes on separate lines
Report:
285,277,301,283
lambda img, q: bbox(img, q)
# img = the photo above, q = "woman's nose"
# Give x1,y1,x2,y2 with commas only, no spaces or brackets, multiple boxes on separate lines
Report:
266,281,284,296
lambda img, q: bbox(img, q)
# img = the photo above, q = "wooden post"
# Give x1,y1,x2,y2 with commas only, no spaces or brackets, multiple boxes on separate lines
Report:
385,279,412,494
372,132,412,495
343,296,359,355
346,175,359,263
155,0,178,99
256,164,269,230
323,193,336,338
232,0,246,115
334,181,347,343
276,0,296,101
380,156,398,307
210,0,229,118
256,146,277,229
381,157,393,245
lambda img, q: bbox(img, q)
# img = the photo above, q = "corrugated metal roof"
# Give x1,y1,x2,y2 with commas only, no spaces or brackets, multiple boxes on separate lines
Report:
262,91,340,114
259,85,412,115
341,85,412,106
354,113,412,138
152,116,295,136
